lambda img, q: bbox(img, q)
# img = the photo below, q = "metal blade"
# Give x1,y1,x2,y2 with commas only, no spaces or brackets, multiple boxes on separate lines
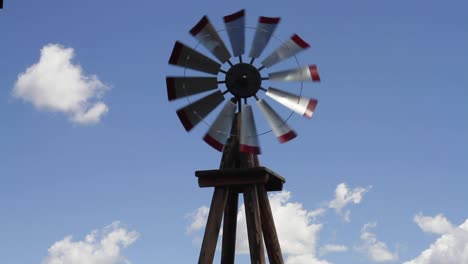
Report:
176,90,225,131
249,16,281,58
265,87,318,118
268,65,320,82
257,99,297,143
261,34,310,68
223,9,245,57
190,16,231,63
166,77,218,101
240,104,261,154
169,41,221,75
203,99,237,151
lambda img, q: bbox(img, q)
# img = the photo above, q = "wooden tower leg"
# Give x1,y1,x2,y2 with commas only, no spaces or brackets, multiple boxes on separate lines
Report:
257,185,284,264
198,187,228,264
221,190,239,264
244,185,266,264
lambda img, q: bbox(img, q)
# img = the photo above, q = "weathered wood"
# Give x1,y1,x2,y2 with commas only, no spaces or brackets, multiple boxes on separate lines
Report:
221,190,239,264
257,184,284,264
243,185,265,264
198,187,228,264
196,167,285,191
198,173,269,188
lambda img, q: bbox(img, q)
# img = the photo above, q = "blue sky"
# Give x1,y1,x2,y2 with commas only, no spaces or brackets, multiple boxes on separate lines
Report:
1,0,467,263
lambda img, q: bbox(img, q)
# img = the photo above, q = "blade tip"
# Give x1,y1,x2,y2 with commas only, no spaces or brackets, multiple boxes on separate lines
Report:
176,109,194,131
203,134,224,152
291,34,310,49
189,16,209,36
259,16,281,24
224,9,245,23
304,100,318,118
166,77,176,101
169,42,183,65
278,130,297,143
240,144,261,154
308,65,321,81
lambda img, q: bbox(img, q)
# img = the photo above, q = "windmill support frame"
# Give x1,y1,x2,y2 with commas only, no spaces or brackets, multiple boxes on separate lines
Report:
195,115,285,264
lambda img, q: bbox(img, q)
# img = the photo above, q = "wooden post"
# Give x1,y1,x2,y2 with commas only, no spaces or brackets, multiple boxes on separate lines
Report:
243,185,266,264
198,187,228,264
257,185,284,264
221,190,239,264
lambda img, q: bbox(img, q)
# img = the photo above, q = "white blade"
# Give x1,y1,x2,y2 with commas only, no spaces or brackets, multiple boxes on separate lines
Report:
261,34,310,68
190,16,231,63
266,87,318,118
223,9,245,57
169,41,221,75
203,100,237,152
240,104,261,154
176,90,225,131
269,65,320,82
166,77,218,101
249,16,280,58
257,99,297,143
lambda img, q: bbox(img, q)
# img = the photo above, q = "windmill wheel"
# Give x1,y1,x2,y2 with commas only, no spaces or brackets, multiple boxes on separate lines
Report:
167,9,321,154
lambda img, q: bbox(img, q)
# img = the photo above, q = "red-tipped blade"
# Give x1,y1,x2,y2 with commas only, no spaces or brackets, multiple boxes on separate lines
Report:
239,104,261,154
223,9,245,57
176,90,225,131
169,41,221,75
257,99,297,143
249,16,281,58
203,100,237,151
166,77,218,101
269,65,320,82
190,16,231,63
261,34,310,68
265,87,318,118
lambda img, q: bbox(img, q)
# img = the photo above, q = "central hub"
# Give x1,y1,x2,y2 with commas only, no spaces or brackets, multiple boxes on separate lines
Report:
225,63,261,98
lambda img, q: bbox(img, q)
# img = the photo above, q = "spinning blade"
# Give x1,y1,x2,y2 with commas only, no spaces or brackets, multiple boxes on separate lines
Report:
261,34,310,68
190,16,231,63
249,16,281,59
257,99,297,143
176,90,225,131
239,104,261,154
266,88,317,118
169,41,221,75
166,77,218,101
223,9,245,57
269,65,320,82
203,99,237,151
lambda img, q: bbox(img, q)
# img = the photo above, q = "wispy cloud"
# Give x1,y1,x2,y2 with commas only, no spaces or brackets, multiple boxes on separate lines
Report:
328,183,371,222
413,213,454,235
319,244,348,256
404,216,468,264
356,222,398,262
42,222,138,264
13,43,109,125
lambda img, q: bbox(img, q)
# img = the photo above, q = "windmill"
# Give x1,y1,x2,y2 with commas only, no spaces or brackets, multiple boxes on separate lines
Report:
167,9,320,264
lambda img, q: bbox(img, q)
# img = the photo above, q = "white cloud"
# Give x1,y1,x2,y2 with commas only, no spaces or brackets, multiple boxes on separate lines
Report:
328,183,370,222
186,206,209,235
42,222,139,264
13,43,109,125
413,213,454,235
404,218,468,264
319,244,348,256
187,191,331,264
356,222,398,262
